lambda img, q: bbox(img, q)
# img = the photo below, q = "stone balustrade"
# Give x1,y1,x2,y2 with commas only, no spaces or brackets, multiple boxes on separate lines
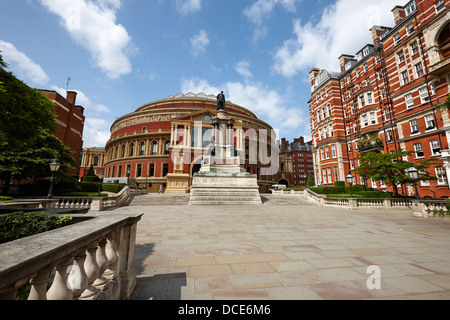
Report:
303,188,450,218
0,186,147,213
0,213,142,300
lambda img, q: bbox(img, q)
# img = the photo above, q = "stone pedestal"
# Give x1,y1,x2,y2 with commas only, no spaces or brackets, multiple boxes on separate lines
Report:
189,108,262,205
165,173,190,193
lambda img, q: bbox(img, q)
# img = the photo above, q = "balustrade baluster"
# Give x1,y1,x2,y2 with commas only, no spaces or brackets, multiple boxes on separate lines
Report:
94,238,109,286
47,257,74,300
104,232,119,278
68,251,88,299
80,242,100,299
28,267,52,300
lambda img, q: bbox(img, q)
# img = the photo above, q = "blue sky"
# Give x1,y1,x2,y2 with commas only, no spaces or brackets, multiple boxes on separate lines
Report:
0,0,401,148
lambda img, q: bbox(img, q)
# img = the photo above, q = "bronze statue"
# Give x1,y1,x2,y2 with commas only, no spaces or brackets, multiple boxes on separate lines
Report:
217,91,225,111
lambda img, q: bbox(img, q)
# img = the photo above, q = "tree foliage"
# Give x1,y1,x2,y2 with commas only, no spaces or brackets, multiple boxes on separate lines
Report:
0,54,76,194
354,149,439,196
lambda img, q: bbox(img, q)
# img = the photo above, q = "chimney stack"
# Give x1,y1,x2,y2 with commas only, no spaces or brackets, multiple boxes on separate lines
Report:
66,91,77,105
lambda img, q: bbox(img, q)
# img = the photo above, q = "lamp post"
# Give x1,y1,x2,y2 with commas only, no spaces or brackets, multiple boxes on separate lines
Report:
47,158,60,199
127,166,131,186
97,171,104,197
346,171,354,198
407,164,420,199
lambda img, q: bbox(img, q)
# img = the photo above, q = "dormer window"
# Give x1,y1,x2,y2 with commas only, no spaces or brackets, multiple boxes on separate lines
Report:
435,0,445,13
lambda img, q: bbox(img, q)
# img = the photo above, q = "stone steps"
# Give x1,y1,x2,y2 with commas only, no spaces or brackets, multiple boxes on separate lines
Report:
189,186,262,205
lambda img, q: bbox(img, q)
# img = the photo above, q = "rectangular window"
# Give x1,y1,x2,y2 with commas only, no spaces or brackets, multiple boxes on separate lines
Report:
410,119,419,134
419,87,430,103
406,23,414,35
367,92,373,104
415,62,424,78
410,41,419,55
162,163,169,177
362,114,368,127
359,95,365,108
425,114,435,130
149,163,155,177
435,0,445,13
322,169,327,184
430,139,441,155
370,112,376,125
397,51,405,63
334,167,339,182
405,93,414,108
436,166,448,185
414,143,424,158
332,145,337,158
387,130,393,142
401,70,409,85
137,164,142,177
394,33,401,45
327,168,332,183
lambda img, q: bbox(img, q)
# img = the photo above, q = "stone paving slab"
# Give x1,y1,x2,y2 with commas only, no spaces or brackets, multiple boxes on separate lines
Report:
109,194,450,300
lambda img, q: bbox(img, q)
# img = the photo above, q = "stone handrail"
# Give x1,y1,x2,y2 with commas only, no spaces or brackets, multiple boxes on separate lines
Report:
303,188,450,217
0,186,147,213
0,213,143,300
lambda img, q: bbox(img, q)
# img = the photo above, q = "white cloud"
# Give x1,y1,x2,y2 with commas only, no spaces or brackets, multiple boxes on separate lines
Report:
273,0,399,76
190,30,210,56
0,40,50,85
39,0,135,79
175,0,202,15
244,0,299,41
235,61,253,79
180,77,307,137
83,118,111,148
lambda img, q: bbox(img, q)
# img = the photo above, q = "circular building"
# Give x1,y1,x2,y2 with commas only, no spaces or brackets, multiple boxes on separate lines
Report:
101,93,277,193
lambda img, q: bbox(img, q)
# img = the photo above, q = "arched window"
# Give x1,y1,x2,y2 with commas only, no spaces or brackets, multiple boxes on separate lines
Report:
94,156,99,166
140,142,145,156
152,141,158,155
129,143,135,157
121,145,126,158
165,141,170,154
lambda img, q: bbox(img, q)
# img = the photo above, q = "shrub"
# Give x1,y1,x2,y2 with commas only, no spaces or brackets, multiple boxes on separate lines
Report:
327,194,364,198
357,191,393,198
102,183,127,193
0,196,12,201
0,212,73,244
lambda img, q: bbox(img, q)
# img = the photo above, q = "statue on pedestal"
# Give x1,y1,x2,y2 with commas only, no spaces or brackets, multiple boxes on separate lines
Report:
217,91,225,111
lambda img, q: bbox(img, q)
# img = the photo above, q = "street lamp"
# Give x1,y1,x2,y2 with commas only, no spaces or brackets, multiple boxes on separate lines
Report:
97,171,104,197
346,171,354,198
47,158,60,199
407,164,420,199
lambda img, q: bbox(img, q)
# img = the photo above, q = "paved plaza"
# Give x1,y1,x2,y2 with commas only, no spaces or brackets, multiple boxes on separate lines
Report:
110,193,450,300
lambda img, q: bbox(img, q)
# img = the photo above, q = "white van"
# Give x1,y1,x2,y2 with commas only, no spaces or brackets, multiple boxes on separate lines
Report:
271,184,287,190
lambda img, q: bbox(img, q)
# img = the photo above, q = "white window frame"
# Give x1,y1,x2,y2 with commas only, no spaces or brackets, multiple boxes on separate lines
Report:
430,139,441,156
406,23,415,35
397,50,405,64
435,166,448,185
394,33,401,45
419,87,430,103
414,143,424,158
410,41,419,55
405,93,414,108
435,0,445,13
370,112,376,125
401,70,410,85
410,119,419,134
415,62,424,78
425,114,435,130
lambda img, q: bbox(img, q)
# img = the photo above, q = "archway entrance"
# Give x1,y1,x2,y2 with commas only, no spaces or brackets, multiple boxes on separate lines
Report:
190,156,203,185
278,179,289,187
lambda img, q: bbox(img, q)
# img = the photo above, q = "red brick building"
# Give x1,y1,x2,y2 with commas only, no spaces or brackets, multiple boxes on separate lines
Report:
81,93,279,193
309,0,450,198
39,90,85,176
280,136,314,187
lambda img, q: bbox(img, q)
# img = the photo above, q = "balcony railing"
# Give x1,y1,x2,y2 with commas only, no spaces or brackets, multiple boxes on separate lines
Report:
0,212,143,300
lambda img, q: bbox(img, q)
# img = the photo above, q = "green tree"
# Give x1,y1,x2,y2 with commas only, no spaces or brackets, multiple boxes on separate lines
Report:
0,54,75,194
354,149,439,197
444,95,450,111
306,173,315,188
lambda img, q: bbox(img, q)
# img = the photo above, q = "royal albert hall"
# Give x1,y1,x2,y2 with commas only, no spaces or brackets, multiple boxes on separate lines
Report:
101,93,278,193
